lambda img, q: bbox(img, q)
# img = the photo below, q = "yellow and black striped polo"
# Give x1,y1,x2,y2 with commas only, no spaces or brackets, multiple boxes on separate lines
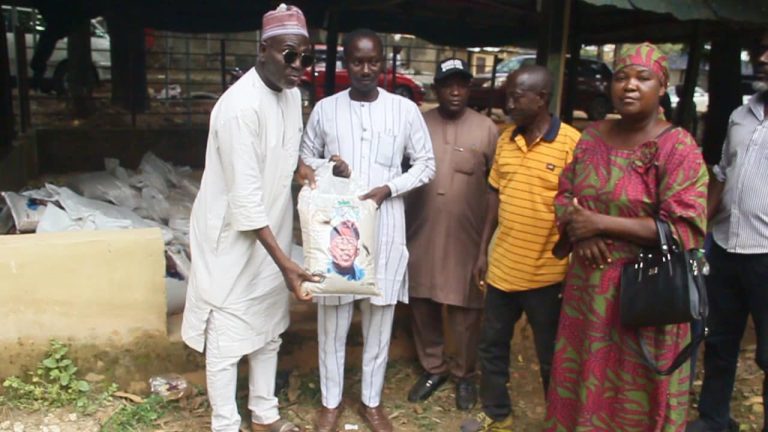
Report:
486,116,580,292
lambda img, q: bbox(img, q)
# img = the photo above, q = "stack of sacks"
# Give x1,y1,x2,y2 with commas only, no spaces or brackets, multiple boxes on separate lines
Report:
0,152,200,314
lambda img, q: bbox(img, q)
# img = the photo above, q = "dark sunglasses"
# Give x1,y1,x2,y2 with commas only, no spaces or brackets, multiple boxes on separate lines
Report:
283,49,315,68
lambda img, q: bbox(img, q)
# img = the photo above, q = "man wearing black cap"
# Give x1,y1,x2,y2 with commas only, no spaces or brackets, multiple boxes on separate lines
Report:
405,58,499,410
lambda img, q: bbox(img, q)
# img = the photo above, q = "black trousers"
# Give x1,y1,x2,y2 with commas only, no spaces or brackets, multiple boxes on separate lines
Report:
698,243,768,431
478,283,562,421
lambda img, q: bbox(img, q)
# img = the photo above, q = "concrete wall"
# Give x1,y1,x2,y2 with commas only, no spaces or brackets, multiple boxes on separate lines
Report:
0,228,168,377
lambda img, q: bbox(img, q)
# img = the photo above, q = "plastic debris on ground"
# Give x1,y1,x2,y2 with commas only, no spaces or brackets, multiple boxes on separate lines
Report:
1,151,199,315
148,373,190,400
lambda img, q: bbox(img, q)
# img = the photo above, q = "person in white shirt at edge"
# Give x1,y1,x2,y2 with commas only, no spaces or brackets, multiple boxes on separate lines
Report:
300,28,436,432
180,4,319,432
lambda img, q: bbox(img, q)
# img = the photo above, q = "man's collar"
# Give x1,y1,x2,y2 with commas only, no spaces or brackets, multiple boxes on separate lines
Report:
748,91,767,121
511,115,561,143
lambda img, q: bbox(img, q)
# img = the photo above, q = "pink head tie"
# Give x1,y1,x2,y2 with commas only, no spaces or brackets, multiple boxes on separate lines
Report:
616,42,669,87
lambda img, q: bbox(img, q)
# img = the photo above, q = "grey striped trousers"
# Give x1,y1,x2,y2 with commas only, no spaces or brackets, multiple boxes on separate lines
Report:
317,299,396,408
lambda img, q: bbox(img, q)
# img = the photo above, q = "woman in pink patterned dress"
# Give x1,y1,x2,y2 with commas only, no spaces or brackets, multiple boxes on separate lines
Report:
543,43,708,431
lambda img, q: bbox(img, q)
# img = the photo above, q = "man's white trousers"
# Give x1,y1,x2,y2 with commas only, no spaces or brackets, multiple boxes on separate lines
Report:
318,299,396,409
205,314,281,431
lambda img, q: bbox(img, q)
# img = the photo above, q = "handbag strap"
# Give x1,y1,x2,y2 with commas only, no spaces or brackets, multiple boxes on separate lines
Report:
638,125,706,375
635,314,706,376
654,219,669,253
654,219,679,274
654,124,677,141
634,244,709,376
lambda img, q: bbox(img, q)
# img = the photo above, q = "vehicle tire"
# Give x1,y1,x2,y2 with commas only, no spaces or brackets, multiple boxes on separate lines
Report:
586,96,611,120
53,60,101,96
394,85,413,101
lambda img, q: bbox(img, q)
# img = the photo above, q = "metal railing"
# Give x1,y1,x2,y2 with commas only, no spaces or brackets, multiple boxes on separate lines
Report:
5,9,527,131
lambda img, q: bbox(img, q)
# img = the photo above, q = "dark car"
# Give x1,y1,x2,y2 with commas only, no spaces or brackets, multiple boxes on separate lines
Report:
468,55,614,120
301,45,425,105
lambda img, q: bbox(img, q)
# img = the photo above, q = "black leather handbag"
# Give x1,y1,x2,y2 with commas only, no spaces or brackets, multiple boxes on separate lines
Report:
619,219,709,375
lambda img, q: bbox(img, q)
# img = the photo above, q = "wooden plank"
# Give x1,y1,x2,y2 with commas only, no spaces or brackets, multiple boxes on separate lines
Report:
675,22,704,133
537,0,572,115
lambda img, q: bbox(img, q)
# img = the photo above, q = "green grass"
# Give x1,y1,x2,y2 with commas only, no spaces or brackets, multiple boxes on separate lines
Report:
101,395,169,432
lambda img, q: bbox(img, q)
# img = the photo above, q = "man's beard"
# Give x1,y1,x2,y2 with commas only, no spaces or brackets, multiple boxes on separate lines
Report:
753,80,768,93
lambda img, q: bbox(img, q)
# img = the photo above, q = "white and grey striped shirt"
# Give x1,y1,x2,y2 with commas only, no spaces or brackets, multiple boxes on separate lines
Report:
301,88,436,305
712,92,768,254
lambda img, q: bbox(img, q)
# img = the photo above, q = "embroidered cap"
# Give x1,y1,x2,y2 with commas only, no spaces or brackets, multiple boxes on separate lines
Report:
262,3,308,41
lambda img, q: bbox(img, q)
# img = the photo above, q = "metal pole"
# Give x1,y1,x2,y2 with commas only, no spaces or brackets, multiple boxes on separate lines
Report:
130,43,136,127
0,6,15,145
381,39,388,89
391,49,397,94
165,32,171,107
702,30,742,164
323,8,339,98
310,44,317,105
487,55,499,116
563,36,580,124
67,19,94,119
537,0,572,115
220,39,226,93
31,8,38,47
185,36,191,124
467,51,474,74
12,12,30,131
676,22,704,132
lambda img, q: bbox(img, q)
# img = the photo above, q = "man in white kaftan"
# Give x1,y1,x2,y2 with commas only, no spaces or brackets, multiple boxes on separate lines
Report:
181,5,316,432
300,29,435,432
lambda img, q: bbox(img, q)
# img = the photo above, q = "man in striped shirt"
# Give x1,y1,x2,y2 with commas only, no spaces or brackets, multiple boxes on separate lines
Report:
688,31,768,432
300,29,435,432
468,65,580,431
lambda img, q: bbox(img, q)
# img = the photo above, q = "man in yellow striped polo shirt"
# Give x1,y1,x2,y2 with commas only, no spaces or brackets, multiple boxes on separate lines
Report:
466,65,580,432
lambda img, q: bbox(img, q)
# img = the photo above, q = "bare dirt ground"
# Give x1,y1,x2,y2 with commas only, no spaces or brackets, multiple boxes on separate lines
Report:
1,329,764,432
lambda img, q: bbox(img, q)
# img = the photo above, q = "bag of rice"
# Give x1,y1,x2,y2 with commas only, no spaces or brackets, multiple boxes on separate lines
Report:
297,163,380,297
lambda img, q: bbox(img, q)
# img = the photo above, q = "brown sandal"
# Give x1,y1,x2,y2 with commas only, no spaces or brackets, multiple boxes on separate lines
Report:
251,419,303,432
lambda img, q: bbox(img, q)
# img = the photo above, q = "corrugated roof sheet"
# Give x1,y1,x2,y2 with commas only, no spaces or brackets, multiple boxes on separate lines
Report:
582,0,768,23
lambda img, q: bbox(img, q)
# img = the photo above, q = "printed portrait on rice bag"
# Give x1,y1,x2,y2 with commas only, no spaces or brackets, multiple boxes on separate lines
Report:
327,220,366,281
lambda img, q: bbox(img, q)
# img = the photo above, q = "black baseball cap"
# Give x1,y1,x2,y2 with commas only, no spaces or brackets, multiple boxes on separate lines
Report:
434,58,473,81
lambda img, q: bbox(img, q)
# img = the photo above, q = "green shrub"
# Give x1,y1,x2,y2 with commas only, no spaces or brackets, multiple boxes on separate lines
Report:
0,340,115,412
